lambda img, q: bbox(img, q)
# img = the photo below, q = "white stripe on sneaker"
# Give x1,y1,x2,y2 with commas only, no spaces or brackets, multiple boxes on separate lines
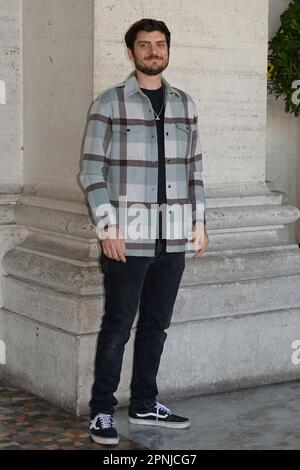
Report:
129,417,191,429
135,412,169,419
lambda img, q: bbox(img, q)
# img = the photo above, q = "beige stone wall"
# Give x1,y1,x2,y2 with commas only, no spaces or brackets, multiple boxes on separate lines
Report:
94,0,269,187
0,0,22,193
22,0,94,202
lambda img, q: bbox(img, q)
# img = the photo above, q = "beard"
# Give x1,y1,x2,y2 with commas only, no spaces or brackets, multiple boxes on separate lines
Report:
132,53,169,76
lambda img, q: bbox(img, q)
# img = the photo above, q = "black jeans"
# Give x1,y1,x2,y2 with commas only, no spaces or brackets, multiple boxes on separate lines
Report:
89,238,186,417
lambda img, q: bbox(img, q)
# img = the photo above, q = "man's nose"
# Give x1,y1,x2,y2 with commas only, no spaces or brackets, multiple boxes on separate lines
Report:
149,46,159,57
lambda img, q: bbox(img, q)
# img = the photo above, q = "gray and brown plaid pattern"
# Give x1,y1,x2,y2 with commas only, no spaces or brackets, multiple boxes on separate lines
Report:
80,70,206,256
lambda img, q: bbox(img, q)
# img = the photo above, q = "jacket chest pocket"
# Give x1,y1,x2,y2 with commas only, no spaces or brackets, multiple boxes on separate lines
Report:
110,124,144,159
175,122,192,157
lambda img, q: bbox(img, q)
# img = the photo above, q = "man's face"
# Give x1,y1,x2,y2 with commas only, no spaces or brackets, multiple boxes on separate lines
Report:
128,30,169,76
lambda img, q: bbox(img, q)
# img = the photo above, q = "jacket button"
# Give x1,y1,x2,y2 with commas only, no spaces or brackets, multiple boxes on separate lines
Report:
167,157,170,162
168,184,171,188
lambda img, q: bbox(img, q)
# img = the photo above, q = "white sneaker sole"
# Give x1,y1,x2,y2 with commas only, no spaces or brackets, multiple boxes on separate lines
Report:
128,417,191,429
90,433,119,445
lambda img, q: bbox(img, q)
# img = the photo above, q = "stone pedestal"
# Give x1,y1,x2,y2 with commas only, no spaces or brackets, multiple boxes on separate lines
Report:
1,183,300,415
1,0,300,415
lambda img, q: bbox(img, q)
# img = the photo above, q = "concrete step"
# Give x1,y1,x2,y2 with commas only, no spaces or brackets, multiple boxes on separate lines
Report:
3,241,300,296
177,273,300,322
3,248,300,334
184,245,300,285
207,188,285,208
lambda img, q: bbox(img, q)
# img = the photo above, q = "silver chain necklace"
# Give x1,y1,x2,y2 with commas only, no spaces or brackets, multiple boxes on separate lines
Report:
148,86,165,121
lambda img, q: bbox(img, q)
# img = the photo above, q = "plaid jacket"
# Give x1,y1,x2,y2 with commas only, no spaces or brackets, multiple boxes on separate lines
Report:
80,70,206,257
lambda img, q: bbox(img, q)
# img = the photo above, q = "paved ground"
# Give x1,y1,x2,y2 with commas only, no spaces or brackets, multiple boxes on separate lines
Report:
0,385,147,450
115,380,300,450
1,380,300,450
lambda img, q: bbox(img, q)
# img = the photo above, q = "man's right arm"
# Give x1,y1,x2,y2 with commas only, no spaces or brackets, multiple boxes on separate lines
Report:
79,94,117,239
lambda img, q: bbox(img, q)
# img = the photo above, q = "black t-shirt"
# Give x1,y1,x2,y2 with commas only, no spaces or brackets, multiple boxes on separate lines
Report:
140,85,166,239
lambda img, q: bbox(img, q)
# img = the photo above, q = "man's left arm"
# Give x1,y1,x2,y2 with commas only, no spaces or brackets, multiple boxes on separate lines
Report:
189,99,209,256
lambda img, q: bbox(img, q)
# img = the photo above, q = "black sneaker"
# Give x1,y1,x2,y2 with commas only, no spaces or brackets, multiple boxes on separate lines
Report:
128,401,191,429
89,412,119,445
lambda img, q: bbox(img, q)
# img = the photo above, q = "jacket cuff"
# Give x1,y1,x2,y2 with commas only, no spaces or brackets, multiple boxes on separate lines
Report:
192,214,206,226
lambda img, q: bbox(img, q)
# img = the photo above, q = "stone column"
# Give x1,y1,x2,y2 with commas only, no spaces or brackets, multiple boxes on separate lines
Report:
0,0,25,367
1,0,300,415
0,0,101,414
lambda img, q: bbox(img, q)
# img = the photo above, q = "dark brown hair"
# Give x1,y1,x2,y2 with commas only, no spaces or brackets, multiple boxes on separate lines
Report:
125,18,171,52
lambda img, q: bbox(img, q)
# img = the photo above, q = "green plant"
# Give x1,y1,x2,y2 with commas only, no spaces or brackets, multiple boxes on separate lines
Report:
268,0,300,117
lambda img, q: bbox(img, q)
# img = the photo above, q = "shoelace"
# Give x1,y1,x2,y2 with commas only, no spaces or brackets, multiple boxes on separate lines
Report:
154,401,172,420
89,413,114,430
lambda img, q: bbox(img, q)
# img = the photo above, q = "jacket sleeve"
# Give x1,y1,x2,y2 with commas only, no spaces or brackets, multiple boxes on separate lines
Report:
79,94,117,238
189,99,206,227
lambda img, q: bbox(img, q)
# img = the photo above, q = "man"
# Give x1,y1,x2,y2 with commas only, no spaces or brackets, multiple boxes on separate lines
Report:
80,18,209,446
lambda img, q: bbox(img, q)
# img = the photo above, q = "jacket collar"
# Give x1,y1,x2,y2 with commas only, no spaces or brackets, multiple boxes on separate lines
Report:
124,69,181,99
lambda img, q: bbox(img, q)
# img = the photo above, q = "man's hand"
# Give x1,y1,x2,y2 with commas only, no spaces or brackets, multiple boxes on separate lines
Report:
191,220,209,257
100,225,127,262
